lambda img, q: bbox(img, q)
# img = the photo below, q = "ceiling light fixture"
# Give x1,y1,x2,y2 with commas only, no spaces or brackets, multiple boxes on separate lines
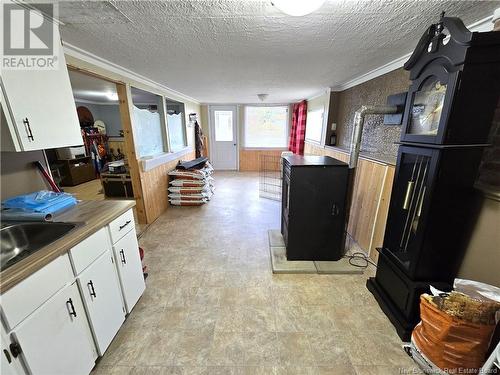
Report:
271,0,325,16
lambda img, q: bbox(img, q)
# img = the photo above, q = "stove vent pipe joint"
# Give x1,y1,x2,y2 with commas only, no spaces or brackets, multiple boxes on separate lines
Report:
348,105,399,169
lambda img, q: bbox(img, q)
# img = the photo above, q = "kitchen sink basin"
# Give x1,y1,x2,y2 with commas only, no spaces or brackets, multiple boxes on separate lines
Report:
1,222,78,271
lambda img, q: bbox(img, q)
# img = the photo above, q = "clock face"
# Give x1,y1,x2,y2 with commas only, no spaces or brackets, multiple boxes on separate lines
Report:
409,76,447,136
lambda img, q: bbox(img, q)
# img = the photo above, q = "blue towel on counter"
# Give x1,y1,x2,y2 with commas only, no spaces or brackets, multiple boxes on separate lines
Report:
2,191,77,215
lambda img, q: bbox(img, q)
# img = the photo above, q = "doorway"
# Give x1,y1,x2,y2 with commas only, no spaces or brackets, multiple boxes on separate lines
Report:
209,105,238,170
44,69,125,201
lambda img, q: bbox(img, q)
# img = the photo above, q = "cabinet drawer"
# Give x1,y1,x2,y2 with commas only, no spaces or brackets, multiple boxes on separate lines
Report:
69,227,111,275
108,209,135,244
1,254,74,330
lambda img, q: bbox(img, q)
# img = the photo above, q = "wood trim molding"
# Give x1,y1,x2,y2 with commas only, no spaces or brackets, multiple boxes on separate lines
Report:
67,65,123,85
116,83,148,224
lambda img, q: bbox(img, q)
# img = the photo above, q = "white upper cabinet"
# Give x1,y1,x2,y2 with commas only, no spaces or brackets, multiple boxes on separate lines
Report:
0,22,82,151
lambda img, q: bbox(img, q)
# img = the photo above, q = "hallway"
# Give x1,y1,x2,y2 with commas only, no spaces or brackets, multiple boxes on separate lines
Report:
93,172,415,375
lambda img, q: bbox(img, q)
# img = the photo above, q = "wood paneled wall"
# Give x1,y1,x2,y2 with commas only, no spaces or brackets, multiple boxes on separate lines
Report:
305,142,395,262
141,150,196,223
239,149,285,171
118,83,199,224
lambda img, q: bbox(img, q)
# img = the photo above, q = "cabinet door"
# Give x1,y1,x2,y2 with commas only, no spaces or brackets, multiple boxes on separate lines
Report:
113,229,145,313
12,282,96,375
78,250,125,356
1,326,25,375
0,31,82,151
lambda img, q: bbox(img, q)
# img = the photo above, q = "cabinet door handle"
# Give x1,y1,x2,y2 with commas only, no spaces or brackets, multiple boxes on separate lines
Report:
119,249,127,264
23,118,34,141
66,298,77,317
3,349,11,363
119,220,131,231
88,280,97,298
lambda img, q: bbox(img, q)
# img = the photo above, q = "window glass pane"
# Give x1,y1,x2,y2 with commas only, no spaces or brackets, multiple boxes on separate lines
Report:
166,100,187,152
131,87,166,158
305,109,323,143
244,106,288,148
214,111,233,141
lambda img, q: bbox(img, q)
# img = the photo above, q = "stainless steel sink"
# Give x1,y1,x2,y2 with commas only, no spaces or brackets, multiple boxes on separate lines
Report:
1,222,78,271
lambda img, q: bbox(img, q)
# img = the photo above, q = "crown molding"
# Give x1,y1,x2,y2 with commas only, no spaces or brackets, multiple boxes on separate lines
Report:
331,53,412,91
331,14,495,92
63,42,201,105
306,88,331,101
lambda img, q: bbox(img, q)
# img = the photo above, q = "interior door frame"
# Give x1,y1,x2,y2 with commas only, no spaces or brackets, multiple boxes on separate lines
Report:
208,104,240,170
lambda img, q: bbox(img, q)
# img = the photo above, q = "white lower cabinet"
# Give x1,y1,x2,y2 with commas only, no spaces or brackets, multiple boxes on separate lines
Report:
77,250,125,356
113,229,146,313
0,209,146,374
12,282,96,375
1,325,25,375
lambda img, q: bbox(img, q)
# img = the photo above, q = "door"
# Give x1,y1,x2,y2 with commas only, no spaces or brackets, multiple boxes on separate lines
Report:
0,30,83,151
113,229,146,313
209,105,238,170
383,146,438,275
12,282,96,375
77,250,125,356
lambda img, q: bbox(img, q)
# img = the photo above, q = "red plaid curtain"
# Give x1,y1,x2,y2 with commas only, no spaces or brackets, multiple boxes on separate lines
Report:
288,100,307,155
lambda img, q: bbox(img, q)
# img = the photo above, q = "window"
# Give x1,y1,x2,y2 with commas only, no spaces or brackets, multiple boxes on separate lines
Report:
214,110,234,141
166,100,187,152
244,106,288,148
131,87,167,158
305,109,324,143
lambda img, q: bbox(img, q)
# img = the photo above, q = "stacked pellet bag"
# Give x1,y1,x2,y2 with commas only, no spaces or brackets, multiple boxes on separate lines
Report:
168,160,214,206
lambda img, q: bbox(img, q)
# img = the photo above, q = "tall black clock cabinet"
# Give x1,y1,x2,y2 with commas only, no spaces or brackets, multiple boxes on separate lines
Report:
367,15,500,341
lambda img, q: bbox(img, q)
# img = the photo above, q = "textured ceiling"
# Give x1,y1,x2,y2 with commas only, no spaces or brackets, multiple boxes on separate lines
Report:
51,0,498,104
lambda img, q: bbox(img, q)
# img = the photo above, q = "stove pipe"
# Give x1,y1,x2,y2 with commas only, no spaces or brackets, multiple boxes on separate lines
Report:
348,105,399,169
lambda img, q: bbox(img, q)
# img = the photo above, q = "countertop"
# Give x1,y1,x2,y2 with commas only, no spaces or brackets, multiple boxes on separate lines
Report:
324,144,397,166
0,199,135,294
284,155,348,167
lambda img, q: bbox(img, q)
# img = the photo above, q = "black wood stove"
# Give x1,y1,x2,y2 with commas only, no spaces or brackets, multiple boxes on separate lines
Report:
281,155,348,261
367,14,500,341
